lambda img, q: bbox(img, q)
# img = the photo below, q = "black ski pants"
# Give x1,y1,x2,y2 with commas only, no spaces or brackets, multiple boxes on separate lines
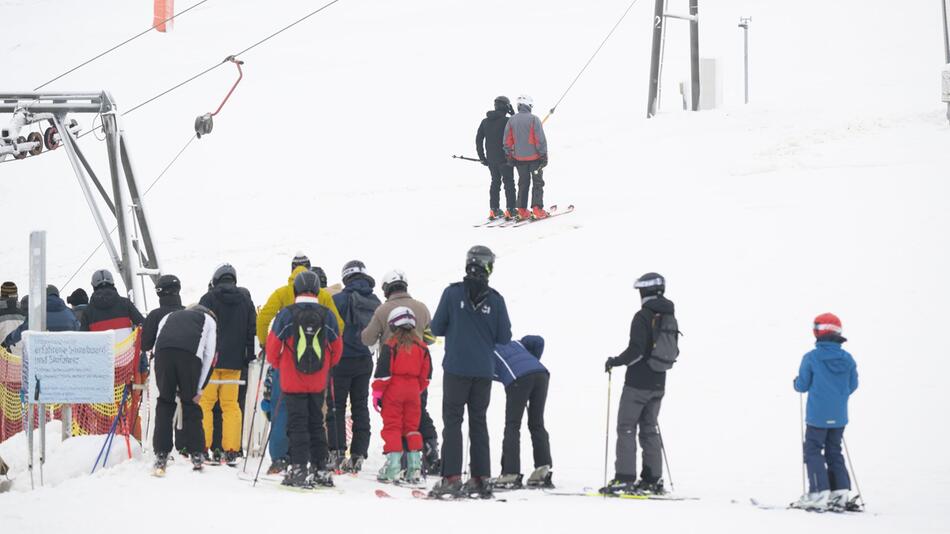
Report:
286,391,329,469
326,357,372,457
211,364,248,452
420,390,437,442
153,348,205,456
515,161,544,209
501,372,552,475
488,163,516,212
441,372,492,478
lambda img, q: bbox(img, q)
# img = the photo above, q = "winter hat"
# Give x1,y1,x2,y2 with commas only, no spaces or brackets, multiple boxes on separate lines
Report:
155,275,181,297
342,260,374,286
91,269,115,289
634,272,665,296
1,281,17,299
291,252,311,271
212,263,237,285
813,313,843,339
310,266,328,288
494,95,514,115
387,306,416,331
293,270,320,296
67,288,88,306
520,335,545,359
46,285,60,297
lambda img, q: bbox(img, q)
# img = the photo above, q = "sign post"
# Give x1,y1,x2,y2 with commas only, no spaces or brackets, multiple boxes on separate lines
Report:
26,231,46,488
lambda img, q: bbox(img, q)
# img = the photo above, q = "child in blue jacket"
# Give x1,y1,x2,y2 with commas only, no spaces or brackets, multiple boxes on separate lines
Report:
793,313,859,510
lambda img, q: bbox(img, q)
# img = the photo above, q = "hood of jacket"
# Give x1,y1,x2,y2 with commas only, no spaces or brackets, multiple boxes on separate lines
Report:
286,265,309,288
90,286,120,309
211,282,246,305
485,109,508,121
814,341,854,375
47,294,68,313
158,294,182,308
344,277,375,295
642,295,674,315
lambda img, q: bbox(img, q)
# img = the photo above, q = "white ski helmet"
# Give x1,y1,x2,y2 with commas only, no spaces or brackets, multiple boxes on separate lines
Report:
387,306,416,330
382,269,408,294
516,94,534,110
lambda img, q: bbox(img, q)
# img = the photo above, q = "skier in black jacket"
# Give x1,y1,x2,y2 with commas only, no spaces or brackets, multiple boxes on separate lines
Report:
476,96,516,221
602,272,675,495
142,275,184,354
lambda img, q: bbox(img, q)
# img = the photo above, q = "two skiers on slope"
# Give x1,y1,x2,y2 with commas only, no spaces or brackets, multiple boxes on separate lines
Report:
476,95,549,222
793,313,859,511
265,270,343,488
371,306,432,485
361,269,442,474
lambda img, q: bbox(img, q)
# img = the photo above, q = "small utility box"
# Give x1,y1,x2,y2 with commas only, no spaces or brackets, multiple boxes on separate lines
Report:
699,58,723,110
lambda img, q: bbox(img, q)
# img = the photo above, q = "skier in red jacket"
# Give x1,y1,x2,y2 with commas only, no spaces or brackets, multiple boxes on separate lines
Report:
372,306,432,486
265,270,343,488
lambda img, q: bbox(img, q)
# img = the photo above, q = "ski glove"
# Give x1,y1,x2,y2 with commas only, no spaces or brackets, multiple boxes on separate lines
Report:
604,357,617,373
138,351,150,374
479,157,489,166
538,154,548,169
372,390,383,413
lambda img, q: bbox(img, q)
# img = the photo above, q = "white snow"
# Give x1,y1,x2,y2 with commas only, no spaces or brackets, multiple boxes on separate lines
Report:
1,0,949,532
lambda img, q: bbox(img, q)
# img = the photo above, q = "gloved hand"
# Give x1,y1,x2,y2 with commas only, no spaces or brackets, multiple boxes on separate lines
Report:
479,157,488,166
604,357,616,374
538,154,548,169
261,398,272,421
372,390,383,413
505,155,515,167
192,392,202,404
138,351,150,374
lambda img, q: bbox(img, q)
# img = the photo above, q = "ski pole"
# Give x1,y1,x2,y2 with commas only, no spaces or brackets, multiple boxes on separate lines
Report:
799,393,806,496
842,436,865,509
242,354,267,473
657,422,674,493
451,155,482,162
603,370,612,498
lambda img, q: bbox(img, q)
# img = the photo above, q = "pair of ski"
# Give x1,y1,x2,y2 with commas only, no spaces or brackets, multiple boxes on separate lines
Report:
546,489,697,501
473,205,575,228
750,496,865,514
236,471,344,493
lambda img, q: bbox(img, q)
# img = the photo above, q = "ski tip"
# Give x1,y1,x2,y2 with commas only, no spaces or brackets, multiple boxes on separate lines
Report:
375,489,392,498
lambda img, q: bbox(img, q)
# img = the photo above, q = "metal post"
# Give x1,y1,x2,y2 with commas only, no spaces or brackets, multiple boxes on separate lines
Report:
102,112,137,304
942,0,950,63
739,17,751,104
647,0,666,118
689,0,700,111
28,231,47,489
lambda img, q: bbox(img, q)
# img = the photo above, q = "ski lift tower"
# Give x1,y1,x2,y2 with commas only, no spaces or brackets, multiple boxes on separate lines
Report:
647,0,700,118
0,92,162,308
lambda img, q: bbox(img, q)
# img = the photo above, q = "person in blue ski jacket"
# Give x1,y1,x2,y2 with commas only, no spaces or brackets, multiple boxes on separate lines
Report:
792,312,859,510
492,335,553,490
2,286,79,348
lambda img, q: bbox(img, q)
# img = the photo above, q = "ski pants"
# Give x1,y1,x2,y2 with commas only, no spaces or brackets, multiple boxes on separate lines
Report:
515,161,544,210
266,369,289,462
420,390,437,442
615,386,664,482
501,372,552,475
380,378,423,454
804,425,850,493
200,368,242,452
441,372,492,478
326,357,372,457
285,391,329,469
489,163,516,212
211,365,248,452
153,348,205,456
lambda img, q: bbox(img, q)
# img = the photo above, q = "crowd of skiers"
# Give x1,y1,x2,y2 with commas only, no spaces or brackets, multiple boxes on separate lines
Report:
0,246,859,508
476,95,550,222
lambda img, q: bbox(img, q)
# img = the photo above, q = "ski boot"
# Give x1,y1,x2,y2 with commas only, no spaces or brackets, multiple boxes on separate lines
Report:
309,466,335,488
488,209,504,221
827,489,849,511
210,448,224,465
791,490,830,511
515,208,531,222
423,439,441,475
224,450,241,467
190,452,206,471
377,452,403,483
531,206,549,220
493,473,523,490
503,209,515,221
400,451,423,487
634,478,666,495
327,450,345,473
267,457,288,475
341,454,365,474
153,452,169,476
282,464,311,488
526,465,554,489
0,455,8,476
428,475,463,499
461,476,494,499
598,477,638,495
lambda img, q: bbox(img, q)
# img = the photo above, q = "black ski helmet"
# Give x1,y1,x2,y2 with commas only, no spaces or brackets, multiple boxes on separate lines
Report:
155,274,181,297
310,266,328,288
494,95,514,115
293,270,320,296
212,263,237,286
465,245,495,277
341,260,374,286
634,272,665,296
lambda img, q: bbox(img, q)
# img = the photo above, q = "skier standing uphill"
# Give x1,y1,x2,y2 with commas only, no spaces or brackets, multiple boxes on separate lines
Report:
476,96,516,221
373,307,432,485
328,260,381,473
0,282,25,355
265,270,343,488
198,264,257,465
503,94,549,221
492,336,553,490
152,305,218,473
141,275,187,453
793,313,859,511
429,246,512,499
361,270,441,473
602,272,677,495
80,269,144,337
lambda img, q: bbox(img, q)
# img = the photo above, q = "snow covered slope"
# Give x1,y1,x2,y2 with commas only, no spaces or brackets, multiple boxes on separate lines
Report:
1,1,949,532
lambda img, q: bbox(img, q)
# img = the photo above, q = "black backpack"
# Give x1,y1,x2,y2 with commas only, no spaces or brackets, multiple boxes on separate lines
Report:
345,291,380,333
285,305,328,374
647,313,681,372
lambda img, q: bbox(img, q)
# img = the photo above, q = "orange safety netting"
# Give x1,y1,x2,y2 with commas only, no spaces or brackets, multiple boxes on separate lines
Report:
0,329,141,444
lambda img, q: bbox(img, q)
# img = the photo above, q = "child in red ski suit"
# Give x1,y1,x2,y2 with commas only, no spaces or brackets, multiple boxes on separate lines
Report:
372,306,432,485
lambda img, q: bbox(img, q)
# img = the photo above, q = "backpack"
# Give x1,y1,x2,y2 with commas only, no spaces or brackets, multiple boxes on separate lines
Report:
345,291,379,334
286,305,328,374
647,313,681,372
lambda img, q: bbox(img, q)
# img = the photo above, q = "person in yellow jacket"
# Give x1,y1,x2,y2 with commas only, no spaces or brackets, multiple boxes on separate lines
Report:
256,257,344,349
